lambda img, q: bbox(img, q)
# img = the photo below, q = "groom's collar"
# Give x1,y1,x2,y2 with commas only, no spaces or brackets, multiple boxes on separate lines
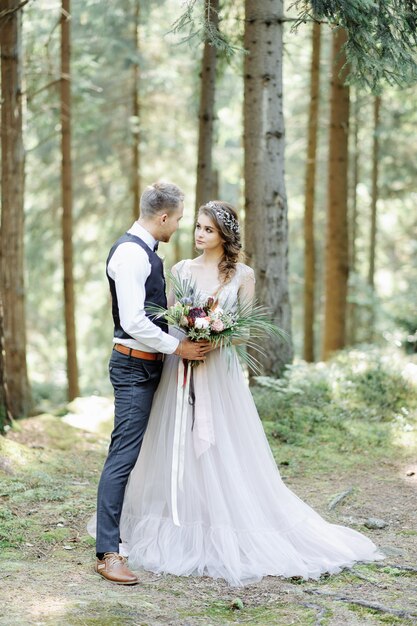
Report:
128,221,158,252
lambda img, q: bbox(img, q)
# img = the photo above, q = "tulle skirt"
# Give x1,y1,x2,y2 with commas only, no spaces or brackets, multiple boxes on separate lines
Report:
92,345,384,586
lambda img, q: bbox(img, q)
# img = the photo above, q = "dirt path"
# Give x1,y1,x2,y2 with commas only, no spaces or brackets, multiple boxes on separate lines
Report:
0,407,416,626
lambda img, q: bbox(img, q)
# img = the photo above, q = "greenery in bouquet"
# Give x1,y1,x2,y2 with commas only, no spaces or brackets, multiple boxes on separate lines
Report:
148,272,289,372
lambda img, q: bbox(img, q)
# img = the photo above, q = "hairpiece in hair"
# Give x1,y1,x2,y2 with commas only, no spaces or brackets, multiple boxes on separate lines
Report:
205,201,240,234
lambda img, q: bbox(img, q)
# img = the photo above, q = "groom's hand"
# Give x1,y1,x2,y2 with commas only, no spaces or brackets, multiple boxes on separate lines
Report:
175,339,211,361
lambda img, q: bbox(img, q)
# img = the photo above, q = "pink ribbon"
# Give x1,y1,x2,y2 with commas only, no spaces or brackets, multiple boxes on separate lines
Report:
171,360,215,526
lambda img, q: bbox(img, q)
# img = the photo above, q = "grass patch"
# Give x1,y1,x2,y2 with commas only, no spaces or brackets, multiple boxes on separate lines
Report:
0,506,31,548
182,599,316,625
253,347,417,474
0,415,104,562
40,604,149,626
0,346,416,626
346,603,416,625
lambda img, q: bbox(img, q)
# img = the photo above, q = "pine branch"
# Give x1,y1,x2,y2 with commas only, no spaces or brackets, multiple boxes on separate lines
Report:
291,0,417,88
0,0,31,22
26,79,61,102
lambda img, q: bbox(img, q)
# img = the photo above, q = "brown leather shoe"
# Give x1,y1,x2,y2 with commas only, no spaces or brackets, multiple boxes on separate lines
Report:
94,552,139,585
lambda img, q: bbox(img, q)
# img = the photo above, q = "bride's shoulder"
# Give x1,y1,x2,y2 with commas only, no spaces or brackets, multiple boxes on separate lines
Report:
236,262,255,282
170,259,192,275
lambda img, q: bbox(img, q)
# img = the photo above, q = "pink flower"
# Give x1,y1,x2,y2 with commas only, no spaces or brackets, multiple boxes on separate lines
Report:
211,319,225,332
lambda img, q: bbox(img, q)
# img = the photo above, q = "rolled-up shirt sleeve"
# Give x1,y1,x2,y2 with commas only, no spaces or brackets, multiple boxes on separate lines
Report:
108,242,179,354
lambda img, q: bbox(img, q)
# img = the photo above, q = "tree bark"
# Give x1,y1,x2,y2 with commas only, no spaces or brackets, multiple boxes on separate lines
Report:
131,0,141,220
61,0,79,400
347,90,360,345
303,22,321,363
368,95,381,290
367,95,381,339
0,295,14,431
0,0,31,417
322,28,350,360
194,0,218,222
244,0,293,375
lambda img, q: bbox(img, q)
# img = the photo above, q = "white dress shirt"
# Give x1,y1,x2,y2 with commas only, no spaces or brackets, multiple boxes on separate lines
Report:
107,222,179,354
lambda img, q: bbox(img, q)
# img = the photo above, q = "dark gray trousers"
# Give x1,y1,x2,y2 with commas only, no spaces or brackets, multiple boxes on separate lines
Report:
96,349,163,554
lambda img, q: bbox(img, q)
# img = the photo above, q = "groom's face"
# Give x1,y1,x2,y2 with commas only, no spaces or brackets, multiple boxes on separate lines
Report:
158,203,184,242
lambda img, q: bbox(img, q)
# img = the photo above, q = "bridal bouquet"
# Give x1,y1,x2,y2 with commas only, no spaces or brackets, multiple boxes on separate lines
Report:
164,295,235,341
149,272,289,371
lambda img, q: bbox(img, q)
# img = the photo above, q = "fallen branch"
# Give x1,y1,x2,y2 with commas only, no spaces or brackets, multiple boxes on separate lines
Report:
351,568,381,586
304,589,417,620
301,602,329,626
328,487,353,510
373,563,417,574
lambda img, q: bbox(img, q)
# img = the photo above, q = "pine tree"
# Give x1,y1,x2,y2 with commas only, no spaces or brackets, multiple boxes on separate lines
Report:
131,0,141,220
303,22,321,362
61,0,79,400
0,0,32,417
194,0,219,223
244,0,293,374
293,1,417,88
322,28,350,360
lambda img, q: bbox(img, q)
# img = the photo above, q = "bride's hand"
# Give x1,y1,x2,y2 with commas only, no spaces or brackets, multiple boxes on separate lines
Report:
174,338,211,361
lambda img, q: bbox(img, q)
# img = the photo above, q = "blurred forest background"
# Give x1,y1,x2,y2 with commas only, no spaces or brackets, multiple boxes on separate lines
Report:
1,0,417,424
1,4,417,622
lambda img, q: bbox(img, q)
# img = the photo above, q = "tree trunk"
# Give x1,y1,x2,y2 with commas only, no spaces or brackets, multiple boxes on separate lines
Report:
303,22,321,363
347,90,360,345
0,295,14,432
61,0,79,400
0,0,31,417
367,95,381,339
194,0,218,222
244,0,293,375
131,0,141,220
368,95,381,290
322,28,350,360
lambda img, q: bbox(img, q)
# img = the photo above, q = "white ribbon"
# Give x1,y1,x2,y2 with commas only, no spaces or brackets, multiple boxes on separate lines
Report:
171,359,191,526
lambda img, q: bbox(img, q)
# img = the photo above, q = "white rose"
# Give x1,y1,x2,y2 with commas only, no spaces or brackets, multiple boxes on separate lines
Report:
194,317,210,329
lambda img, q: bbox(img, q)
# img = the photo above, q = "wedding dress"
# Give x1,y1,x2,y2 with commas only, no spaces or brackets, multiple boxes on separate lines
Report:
114,260,383,586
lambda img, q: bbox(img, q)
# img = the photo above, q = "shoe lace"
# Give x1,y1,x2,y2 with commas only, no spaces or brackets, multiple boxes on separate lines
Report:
103,552,126,564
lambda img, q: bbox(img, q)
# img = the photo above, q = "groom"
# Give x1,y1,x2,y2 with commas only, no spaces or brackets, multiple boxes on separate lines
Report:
95,181,210,584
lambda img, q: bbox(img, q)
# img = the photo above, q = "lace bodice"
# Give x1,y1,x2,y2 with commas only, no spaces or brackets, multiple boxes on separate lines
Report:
171,259,255,314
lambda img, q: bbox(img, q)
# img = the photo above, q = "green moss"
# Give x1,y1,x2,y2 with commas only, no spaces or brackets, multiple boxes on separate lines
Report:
0,505,32,547
347,603,416,624
253,348,417,476
42,527,71,543
379,566,416,578
182,600,318,625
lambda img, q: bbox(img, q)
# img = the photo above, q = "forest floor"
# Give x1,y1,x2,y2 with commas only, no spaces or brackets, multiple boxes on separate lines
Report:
0,359,417,626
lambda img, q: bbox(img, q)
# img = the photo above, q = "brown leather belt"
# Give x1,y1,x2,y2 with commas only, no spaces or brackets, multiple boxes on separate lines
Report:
113,343,164,361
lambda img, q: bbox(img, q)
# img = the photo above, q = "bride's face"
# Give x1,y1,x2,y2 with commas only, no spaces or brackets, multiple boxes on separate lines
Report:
195,213,224,253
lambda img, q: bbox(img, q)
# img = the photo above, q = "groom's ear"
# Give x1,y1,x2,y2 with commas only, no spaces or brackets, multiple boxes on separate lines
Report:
160,213,168,224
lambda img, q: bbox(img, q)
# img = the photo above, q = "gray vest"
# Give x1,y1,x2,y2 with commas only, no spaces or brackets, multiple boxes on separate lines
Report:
106,232,168,339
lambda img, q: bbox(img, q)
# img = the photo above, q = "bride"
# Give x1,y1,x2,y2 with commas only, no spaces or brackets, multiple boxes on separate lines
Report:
116,200,383,587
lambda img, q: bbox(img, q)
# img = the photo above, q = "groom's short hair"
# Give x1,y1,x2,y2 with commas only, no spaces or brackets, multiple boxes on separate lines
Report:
140,181,184,217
